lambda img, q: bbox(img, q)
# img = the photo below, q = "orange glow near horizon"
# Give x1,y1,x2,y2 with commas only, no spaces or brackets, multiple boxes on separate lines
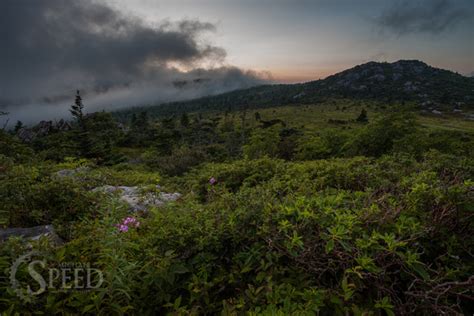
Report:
265,67,343,84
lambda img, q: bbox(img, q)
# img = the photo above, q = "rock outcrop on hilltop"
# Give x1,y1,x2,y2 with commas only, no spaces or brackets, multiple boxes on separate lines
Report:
17,119,72,142
130,60,474,118
307,60,474,107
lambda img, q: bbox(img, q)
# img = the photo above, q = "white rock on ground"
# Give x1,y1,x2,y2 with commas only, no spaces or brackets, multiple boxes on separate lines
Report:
0,225,62,244
55,167,89,178
93,185,181,212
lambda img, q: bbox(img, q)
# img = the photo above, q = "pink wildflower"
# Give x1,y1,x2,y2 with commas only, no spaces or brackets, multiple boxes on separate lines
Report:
118,224,129,232
209,177,217,185
123,217,136,225
116,216,140,232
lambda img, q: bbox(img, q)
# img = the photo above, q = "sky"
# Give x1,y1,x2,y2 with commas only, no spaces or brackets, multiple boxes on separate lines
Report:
105,0,474,81
1,0,473,124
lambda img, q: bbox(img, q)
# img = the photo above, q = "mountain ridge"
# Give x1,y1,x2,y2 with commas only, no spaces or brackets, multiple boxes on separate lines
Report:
116,60,474,118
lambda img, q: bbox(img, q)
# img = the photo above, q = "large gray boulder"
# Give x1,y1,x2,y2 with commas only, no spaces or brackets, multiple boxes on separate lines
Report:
0,225,62,244
54,167,89,178
93,185,181,212
16,119,72,142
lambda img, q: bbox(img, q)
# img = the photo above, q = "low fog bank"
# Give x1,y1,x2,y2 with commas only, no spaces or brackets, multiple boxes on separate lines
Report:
0,66,268,126
0,0,270,126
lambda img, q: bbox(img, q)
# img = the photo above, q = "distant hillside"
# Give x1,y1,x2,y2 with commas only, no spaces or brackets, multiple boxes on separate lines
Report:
116,60,474,119
308,60,474,105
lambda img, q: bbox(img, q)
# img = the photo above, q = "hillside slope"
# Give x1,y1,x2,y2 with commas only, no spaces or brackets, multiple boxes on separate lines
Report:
307,60,474,104
116,60,474,119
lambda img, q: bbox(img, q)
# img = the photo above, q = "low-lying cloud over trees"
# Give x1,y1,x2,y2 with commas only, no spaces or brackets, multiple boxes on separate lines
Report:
0,0,268,123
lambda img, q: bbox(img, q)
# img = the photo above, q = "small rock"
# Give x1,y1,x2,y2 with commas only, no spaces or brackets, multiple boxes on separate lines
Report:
0,225,62,244
369,74,385,82
392,73,402,81
55,167,89,178
93,185,181,212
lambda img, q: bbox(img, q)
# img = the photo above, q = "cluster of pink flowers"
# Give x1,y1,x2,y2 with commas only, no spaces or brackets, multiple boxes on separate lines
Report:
209,177,217,185
116,216,140,233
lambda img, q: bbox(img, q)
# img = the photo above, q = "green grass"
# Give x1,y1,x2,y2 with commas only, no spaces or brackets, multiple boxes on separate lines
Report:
1,100,473,314
202,99,382,134
418,114,474,133
201,99,473,135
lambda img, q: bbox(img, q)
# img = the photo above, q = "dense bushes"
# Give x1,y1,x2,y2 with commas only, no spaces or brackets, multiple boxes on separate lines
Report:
0,162,99,237
342,110,418,157
295,111,473,160
0,131,33,162
243,127,280,159
1,103,473,314
1,152,472,314
0,157,160,235
295,130,350,160
142,146,207,176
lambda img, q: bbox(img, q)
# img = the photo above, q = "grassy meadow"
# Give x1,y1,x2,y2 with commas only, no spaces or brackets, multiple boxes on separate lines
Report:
1,98,473,315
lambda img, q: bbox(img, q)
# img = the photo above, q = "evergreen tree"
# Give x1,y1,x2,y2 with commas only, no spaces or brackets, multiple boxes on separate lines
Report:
14,121,23,132
356,108,368,123
130,113,137,127
255,112,261,121
180,112,190,127
161,116,175,130
70,90,95,158
0,111,9,130
137,111,149,130
125,111,153,147
70,90,85,125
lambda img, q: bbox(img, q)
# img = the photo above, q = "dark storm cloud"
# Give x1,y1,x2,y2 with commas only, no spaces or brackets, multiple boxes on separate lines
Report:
0,0,266,123
375,0,472,36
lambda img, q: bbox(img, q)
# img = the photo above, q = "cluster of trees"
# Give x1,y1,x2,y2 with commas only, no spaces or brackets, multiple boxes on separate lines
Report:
6,91,471,176
13,91,125,165
1,91,473,314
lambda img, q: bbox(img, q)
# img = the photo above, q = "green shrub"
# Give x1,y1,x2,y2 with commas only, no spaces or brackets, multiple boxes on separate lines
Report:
1,106,473,314
0,163,99,238
243,127,280,159
343,110,418,157
295,130,350,160
0,130,34,162
142,146,206,176
1,153,473,314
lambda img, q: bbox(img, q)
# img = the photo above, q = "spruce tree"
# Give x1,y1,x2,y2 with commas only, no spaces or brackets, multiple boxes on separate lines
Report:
0,111,8,131
180,112,190,127
70,90,95,158
70,90,85,125
255,112,261,121
356,108,368,123
14,121,23,132
131,113,137,128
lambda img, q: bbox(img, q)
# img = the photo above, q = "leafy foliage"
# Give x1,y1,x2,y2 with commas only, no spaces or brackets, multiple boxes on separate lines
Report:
1,94,473,314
